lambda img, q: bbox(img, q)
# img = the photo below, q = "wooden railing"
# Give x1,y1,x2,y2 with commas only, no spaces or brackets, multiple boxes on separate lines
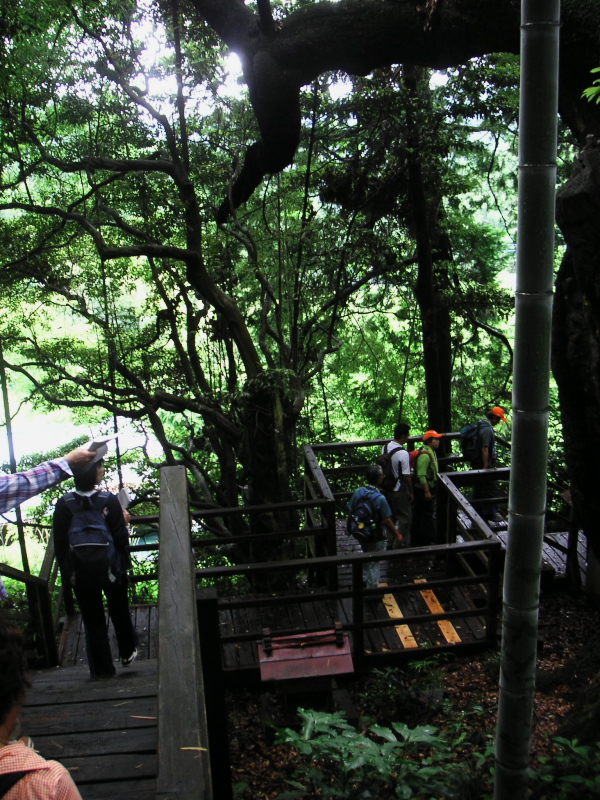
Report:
304,433,487,511
156,465,215,800
437,468,512,543
196,539,502,675
0,560,58,667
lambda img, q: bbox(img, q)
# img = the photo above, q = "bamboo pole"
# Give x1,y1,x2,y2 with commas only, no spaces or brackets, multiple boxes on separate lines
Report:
493,2,560,798
0,340,30,573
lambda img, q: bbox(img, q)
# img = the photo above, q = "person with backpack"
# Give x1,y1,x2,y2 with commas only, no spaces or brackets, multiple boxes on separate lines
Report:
347,464,403,588
379,423,413,546
412,430,443,547
0,622,82,799
463,406,508,522
53,458,137,679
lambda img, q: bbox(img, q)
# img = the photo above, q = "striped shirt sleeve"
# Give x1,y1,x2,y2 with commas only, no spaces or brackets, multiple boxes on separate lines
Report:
0,459,72,514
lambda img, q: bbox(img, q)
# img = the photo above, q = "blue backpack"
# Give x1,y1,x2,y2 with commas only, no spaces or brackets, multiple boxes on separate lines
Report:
64,492,118,582
459,421,485,462
348,488,380,544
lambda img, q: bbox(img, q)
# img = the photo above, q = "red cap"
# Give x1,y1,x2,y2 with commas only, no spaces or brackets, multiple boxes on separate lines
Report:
491,406,508,423
423,430,443,441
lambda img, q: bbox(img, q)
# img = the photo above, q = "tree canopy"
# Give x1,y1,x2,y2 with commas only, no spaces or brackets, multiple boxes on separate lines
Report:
0,0,597,556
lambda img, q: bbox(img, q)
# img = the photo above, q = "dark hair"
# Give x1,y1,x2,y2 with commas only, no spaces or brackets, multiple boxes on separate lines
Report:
486,410,499,421
394,422,410,439
72,459,103,492
0,623,31,726
366,464,383,485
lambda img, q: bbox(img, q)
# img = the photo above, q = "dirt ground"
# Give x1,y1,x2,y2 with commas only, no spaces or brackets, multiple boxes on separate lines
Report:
226,589,600,799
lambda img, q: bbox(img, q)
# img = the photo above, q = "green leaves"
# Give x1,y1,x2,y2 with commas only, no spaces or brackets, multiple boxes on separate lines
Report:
582,67,600,104
276,707,483,800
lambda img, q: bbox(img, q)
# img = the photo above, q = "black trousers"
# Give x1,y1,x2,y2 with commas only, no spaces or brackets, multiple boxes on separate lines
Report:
412,486,436,547
74,578,136,677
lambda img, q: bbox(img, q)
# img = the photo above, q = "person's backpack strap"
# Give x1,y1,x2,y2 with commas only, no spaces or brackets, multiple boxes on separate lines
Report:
64,491,78,512
377,444,404,492
0,770,35,798
91,491,111,511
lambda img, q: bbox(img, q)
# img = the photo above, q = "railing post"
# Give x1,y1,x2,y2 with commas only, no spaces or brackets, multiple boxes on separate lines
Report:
157,465,213,800
487,543,501,649
351,559,364,671
26,581,58,667
435,478,448,546
197,588,232,800
324,501,338,590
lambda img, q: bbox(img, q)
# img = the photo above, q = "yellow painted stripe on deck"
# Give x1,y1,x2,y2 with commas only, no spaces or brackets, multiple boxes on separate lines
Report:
414,579,462,644
380,588,419,649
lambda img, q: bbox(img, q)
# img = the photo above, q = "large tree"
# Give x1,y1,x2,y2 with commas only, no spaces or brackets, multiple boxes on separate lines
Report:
0,0,516,515
189,0,600,553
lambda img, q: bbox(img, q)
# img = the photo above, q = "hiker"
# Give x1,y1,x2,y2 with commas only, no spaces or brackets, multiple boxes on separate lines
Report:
53,458,137,679
380,422,413,546
347,464,403,589
466,406,508,522
0,622,83,799
412,431,442,547
0,447,95,514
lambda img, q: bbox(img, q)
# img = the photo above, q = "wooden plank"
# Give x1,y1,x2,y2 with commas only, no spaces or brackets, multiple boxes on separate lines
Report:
61,752,157,783
219,608,239,669
230,605,257,668
157,466,212,799
148,605,159,660
29,659,157,686
448,586,487,642
59,613,86,668
361,596,388,654
394,589,435,648
76,778,156,800
133,605,150,659
20,697,158,735
414,579,461,644
381,592,419,649
27,668,157,705
34,727,157,759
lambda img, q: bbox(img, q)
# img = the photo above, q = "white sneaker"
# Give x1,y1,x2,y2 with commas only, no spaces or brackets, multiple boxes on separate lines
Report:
122,648,138,667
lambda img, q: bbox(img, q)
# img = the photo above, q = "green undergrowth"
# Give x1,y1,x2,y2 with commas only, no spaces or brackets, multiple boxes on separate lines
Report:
268,660,600,800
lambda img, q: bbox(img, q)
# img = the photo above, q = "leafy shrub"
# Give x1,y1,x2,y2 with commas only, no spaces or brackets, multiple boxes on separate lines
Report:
275,708,490,799
355,657,448,725
529,737,600,799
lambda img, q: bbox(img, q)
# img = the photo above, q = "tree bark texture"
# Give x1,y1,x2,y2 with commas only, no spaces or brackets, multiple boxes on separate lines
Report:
403,64,453,438
553,140,600,562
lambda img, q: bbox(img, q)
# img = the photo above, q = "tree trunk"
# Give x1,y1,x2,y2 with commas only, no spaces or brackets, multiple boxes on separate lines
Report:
403,66,453,439
239,377,298,587
553,140,600,574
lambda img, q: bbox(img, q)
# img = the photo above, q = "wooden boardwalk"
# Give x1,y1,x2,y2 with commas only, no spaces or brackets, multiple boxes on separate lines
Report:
15,510,584,799
216,522,495,675
59,604,159,668
21,660,158,800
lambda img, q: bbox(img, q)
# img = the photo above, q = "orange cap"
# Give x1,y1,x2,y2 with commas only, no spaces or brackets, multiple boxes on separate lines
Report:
423,430,443,441
491,406,508,423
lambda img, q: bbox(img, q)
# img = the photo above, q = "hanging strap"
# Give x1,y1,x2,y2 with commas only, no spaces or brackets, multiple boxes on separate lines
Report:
0,770,35,798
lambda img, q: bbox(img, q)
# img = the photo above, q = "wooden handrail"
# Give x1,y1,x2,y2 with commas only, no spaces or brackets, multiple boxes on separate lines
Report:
195,540,501,670
195,539,501,579
0,562,58,666
156,465,212,800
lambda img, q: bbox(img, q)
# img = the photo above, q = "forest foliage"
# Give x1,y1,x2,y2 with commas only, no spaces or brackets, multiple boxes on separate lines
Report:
0,0,575,516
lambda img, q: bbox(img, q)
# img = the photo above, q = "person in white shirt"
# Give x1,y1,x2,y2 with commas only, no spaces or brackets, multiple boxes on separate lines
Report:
381,423,413,546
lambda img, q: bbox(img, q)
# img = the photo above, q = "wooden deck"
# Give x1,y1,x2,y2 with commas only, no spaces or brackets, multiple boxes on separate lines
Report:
21,660,158,800
456,509,587,583
15,502,584,800
59,604,159,668
214,522,498,676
